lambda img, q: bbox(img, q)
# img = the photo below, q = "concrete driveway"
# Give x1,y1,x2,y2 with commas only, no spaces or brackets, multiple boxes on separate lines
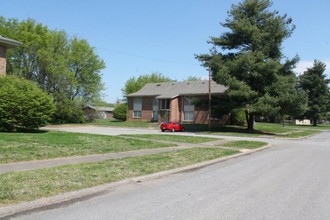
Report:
43,125,163,136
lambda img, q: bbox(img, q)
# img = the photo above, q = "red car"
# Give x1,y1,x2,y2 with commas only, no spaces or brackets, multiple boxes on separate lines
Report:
160,122,185,132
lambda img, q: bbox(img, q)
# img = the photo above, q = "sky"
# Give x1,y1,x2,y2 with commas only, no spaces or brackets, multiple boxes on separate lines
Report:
1,0,330,103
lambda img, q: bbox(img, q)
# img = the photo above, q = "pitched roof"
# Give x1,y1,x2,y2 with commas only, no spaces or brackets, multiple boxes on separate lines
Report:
0,35,22,48
126,80,227,99
84,105,114,112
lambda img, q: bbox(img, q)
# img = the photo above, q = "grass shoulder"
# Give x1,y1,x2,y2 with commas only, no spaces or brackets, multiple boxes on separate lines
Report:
222,140,268,149
120,134,222,144
191,122,323,138
0,148,239,206
0,131,175,164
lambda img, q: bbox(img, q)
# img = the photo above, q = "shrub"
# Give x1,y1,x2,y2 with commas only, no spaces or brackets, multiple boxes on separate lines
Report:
51,98,85,124
113,103,128,121
0,76,55,131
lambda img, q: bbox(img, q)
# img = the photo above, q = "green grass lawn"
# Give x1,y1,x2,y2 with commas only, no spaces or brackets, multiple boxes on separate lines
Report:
281,130,320,138
121,134,222,144
254,123,322,138
182,123,290,135
0,131,175,164
254,122,330,132
222,140,268,149
0,148,239,206
254,123,298,133
191,122,323,138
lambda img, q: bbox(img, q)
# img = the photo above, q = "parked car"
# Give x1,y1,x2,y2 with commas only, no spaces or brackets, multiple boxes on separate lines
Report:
160,122,184,132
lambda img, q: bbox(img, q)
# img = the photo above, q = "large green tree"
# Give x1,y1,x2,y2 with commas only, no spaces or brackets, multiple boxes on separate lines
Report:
1,17,105,123
299,60,330,126
197,0,297,132
122,72,173,96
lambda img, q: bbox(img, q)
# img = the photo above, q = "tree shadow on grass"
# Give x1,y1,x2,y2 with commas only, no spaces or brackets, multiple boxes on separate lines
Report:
0,127,49,134
182,124,276,136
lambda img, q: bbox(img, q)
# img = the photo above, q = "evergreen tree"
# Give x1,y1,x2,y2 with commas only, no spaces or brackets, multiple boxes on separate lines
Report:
196,0,297,132
299,60,330,126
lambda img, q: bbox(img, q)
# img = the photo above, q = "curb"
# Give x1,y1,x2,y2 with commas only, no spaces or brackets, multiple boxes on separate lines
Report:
0,144,271,218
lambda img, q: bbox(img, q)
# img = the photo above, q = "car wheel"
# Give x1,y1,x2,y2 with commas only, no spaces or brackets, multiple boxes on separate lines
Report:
161,129,165,132
171,128,175,132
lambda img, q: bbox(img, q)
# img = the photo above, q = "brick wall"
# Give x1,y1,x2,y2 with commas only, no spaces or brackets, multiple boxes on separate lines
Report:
127,96,154,122
127,97,134,121
141,97,153,121
193,95,230,125
0,47,7,77
170,97,181,122
127,95,229,124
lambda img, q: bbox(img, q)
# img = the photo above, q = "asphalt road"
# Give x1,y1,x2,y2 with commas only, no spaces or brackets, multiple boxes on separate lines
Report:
8,129,330,220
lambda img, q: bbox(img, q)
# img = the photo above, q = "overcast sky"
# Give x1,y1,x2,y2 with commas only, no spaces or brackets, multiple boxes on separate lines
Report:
1,0,329,103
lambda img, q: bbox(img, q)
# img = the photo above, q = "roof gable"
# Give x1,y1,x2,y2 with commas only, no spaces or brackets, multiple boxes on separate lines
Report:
83,105,114,112
0,35,22,48
126,80,227,99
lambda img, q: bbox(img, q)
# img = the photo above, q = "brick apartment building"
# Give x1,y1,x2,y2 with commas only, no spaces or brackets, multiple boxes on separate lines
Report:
126,80,228,124
0,35,21,76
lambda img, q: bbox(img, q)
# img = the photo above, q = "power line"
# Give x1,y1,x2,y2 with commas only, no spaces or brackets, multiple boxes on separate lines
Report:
96,47,200,66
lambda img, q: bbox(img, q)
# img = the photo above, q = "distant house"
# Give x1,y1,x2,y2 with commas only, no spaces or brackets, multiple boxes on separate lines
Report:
0,35,21,76
126,80,228,124
295,119,311,125
83,105,114,120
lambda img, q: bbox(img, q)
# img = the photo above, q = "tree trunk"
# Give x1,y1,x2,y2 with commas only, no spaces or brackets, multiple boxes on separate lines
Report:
245,110,255,132
313,117,317,126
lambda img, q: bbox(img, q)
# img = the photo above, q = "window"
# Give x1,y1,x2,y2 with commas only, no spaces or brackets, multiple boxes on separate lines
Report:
133,97,142,118
153,98,159,108
152,98,159,121
183,96,194,105
133,111,141,118
133,97,142,110
152,111,158,121
184,111,194,122
183,96,195,122
160,99,170,110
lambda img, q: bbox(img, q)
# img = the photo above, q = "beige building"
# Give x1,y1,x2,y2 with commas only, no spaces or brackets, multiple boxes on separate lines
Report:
0,35,21,76
83,105,114,120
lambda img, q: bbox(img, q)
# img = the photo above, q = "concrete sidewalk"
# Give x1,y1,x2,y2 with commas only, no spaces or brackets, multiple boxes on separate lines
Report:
0,147,184,174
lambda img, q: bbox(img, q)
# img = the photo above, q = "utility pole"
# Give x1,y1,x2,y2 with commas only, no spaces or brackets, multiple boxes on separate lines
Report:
208,68,211,133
